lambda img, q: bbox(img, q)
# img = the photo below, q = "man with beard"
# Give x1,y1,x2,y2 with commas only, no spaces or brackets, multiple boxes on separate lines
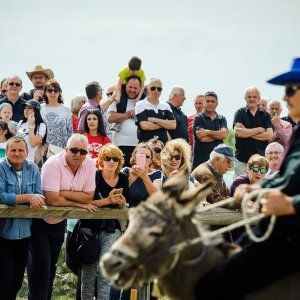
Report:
22,65,54,103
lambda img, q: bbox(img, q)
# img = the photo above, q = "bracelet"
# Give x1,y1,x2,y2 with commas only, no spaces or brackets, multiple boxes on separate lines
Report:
109,98,114,104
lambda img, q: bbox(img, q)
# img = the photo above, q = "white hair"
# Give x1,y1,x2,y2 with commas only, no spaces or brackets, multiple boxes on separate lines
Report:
209,151,226,162
265,142,284,155
148,78,162,86
168,86,185,100
244,85,261,99
70,94,87,114
66,133,88,148
268,99,282,110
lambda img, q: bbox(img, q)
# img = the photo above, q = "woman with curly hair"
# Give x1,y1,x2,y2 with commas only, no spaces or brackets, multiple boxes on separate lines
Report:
153,138,198,189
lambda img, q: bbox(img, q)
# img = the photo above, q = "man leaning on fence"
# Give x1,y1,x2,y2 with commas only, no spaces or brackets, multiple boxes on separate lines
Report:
0,136,45,300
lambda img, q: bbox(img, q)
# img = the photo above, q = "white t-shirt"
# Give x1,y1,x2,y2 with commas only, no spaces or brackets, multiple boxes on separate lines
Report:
16,122,46,162
108,99,138,146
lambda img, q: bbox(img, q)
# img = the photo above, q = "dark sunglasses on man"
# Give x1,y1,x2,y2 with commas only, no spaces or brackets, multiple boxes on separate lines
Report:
68,147,88,155
285,85,300,97
150,86,163,92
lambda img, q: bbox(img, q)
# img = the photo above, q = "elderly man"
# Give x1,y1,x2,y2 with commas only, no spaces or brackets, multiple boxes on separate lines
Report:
27,134,96,300
0,75,26,122
77,81,103,133
0,137,44,299
108,76,142,166
195,57,300,299
192,144,238,205
0,78,7,99
268,99,292,149
167,85,189,142
188,94,205,147
258,96,268,111
192,91,228,170
233,86,273,177
22,65,54,103
265,142,284,178
135,78,176,144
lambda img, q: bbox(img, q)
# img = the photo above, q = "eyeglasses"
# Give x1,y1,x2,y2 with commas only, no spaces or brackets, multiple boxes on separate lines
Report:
68,147,88,155
106,92,113,97
46,88,59,94
1,90,7,94
285,85,300,97
251,167,267,174
153,147,162,154
103,156,119,162
266,151,283,156
150,86,163,92
169,154,181,161
8,82,21,87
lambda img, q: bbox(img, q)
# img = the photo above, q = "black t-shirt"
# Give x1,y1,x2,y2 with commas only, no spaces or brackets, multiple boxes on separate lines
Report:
80,170,129,233
233,107,272,163
168,102,189,142
0,96,26,122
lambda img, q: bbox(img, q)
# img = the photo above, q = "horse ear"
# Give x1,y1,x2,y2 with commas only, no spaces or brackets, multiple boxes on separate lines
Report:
161,169,189,199
174,181,212,218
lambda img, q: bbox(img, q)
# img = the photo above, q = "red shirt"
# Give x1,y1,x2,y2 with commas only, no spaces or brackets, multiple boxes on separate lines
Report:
72,114,79,133
84,133,110,159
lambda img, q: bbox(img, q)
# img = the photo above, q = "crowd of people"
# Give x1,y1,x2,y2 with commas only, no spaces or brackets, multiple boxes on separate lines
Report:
0,56,299,300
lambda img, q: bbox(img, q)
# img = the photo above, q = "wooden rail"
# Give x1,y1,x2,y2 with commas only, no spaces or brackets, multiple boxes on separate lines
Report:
0,205,245,225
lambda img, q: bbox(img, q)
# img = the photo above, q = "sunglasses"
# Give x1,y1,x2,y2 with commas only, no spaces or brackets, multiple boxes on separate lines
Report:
8,82,21,87
285,85,300,97
169,154,181,161
46,88,59,94
69,147,88,155
153,147,162,154
106,92,113,97
251,167,267,174
150,86,163,92
104,156,119,162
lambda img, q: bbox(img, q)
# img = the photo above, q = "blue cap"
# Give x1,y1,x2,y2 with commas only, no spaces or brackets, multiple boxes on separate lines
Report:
213,144,239,162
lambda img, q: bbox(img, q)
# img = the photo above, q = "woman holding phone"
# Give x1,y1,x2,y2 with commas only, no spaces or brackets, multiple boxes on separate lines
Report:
122,143,160,207
153,138,197,190
16,100,47,162
79,144,129,300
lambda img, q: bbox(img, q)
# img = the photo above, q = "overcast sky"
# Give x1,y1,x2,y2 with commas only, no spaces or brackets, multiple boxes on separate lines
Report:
2,0,299,125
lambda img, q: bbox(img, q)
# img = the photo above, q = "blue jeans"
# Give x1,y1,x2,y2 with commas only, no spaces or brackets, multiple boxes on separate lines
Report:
81,229,121,300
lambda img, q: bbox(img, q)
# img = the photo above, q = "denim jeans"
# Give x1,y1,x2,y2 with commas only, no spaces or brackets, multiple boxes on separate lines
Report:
81,229,121,300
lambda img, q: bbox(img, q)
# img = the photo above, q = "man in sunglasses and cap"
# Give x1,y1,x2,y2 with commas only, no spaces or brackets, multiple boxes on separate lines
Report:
27,133,96,300
195,58,300,299
0,75,26,122
22,65,54,103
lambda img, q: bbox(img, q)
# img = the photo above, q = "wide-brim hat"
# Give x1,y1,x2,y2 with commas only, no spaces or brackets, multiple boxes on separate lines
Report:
267,58,300,85
213,144,239,162
26,65,54,80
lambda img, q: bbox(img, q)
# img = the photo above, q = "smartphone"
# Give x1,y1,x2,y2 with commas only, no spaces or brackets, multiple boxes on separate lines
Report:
136,153,146,170
114,188,123,195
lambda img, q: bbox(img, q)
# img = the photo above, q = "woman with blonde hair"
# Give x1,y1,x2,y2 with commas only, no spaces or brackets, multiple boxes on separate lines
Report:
79,143,129,300
153,138,197,189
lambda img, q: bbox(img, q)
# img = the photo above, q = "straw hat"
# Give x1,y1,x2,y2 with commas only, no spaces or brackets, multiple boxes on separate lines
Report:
26,65,54,80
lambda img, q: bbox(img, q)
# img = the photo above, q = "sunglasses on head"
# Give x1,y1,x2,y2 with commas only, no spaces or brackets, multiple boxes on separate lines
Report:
150,86,162,92
169,154,181,161
103,156,119,162
251,167,267,174
106,92,113,97
46,88,59,94
285,85,300,97
153,147,162,154
69,147,88,155
8,82,21,87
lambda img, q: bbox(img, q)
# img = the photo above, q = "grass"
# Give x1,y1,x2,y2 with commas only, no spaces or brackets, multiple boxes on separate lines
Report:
17,242,77,300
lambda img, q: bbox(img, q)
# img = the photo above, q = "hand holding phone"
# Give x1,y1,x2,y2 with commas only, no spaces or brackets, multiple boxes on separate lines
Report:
136,153,146,170
114,188,123,195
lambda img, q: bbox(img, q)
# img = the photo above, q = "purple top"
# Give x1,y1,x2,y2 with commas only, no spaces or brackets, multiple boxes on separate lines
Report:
77,99,101,132
230,174,250,197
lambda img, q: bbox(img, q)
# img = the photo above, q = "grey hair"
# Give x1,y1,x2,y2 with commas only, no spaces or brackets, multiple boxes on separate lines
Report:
7,75,22,86
66,133,88,149
244,85,260,99
148,78,162,86
70,94,87,114
168,86,184,100
268,99,282,110
194,94,205,101
209,151,226,162
265,142,284,155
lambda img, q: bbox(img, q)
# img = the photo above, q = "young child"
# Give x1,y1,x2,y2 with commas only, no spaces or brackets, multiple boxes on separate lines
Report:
0,103,17,135
116,56,146,103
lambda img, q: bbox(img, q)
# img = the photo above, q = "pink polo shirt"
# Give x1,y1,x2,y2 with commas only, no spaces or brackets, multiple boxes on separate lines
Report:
41,151,96,192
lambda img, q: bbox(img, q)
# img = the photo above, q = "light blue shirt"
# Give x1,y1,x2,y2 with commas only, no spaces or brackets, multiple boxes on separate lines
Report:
0,158,43,240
